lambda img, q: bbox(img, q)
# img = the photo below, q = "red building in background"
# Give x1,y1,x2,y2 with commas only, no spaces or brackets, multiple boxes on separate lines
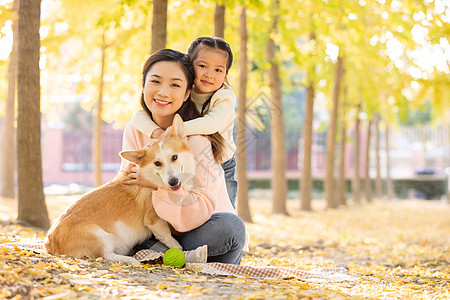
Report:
39,102,449,194
42,103,124,187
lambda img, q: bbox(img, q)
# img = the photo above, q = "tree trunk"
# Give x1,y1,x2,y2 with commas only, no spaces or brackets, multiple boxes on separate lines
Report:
151,0,167,54
337,99,347,206
325,56,343,209
374,114,383,199
236,6,252,223
385,126,395,200
17,0,50,229
447,125,450,203
0,0,19,199
214,3,225,38
266,1,288,215
353,103,361,205
300,70,314,211
93,33,106,187
364,119,373,203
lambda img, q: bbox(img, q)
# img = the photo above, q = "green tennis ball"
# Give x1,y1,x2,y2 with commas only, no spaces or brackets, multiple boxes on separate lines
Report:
163,248,185,268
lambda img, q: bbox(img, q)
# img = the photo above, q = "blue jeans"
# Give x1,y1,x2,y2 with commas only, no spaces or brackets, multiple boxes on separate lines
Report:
133,212,246,265
222,155,238,208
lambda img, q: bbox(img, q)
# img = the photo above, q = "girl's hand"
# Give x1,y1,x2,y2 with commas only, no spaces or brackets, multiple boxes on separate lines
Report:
123,165,157,188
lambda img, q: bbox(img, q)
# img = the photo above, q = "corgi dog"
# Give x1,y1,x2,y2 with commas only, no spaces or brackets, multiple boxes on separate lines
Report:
45,115,195,264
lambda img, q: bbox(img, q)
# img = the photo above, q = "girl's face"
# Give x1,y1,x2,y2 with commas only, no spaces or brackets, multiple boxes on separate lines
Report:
143,61,190,129
192,47,228,94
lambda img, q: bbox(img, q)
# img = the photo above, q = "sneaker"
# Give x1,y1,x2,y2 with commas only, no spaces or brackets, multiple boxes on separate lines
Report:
184,245,207,263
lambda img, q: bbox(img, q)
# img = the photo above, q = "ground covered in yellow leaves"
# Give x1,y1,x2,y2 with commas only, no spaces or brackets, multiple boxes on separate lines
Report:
1,195,449,299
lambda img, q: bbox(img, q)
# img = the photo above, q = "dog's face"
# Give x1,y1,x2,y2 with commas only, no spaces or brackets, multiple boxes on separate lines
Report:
121,115,195,191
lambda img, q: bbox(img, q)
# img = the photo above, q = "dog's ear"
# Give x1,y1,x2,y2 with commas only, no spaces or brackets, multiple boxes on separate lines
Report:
170,114,186,141
120,149,146,165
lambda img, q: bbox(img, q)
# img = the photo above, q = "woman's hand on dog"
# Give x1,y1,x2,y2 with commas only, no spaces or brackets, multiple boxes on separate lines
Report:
123,164,157,188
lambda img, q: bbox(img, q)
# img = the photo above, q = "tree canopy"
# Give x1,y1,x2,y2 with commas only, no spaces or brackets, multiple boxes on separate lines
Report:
0,0,448,128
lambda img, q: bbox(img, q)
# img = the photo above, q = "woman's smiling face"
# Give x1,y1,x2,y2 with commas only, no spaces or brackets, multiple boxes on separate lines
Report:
143,61,190,129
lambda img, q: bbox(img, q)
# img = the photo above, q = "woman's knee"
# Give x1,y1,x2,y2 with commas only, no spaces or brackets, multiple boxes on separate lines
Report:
210,213,246,243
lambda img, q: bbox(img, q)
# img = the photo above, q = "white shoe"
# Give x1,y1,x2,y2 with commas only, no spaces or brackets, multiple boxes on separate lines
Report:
184,245,207,263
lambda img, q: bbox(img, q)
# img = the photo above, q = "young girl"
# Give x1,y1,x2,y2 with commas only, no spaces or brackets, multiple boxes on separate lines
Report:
131,37,238,208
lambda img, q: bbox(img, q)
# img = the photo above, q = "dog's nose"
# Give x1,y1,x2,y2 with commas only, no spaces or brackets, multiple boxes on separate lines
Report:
169,177,180,187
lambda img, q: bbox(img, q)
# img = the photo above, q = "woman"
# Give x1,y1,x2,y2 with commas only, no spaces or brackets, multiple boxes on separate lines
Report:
120,49,247,265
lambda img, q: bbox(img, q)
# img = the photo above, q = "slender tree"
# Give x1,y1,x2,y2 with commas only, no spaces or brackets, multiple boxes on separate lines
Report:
364,119,373,203
93,31,107,187
374,113,383,199
300,81,314,211
325,56,343,209
214,2,225,38
236,6,252,223
353,103,361,205
299,32,315,211
0,0,19,198
337,90,347,206
16,0,50,229
151,0,167,53
266,0,287,215
385,125,395,200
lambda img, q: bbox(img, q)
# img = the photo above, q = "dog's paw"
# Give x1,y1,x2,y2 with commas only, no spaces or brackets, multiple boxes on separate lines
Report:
104,252,140,264
168,242,183,250
121,256,140,264
160,237,183,250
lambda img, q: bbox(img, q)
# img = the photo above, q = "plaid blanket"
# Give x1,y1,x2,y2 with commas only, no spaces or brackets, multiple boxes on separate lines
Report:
1,240,357,282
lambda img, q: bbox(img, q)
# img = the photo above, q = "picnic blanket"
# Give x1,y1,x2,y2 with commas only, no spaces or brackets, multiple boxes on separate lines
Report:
1,240,358,282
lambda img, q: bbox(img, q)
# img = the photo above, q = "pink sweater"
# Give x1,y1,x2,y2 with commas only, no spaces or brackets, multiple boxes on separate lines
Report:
120,122,248,250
